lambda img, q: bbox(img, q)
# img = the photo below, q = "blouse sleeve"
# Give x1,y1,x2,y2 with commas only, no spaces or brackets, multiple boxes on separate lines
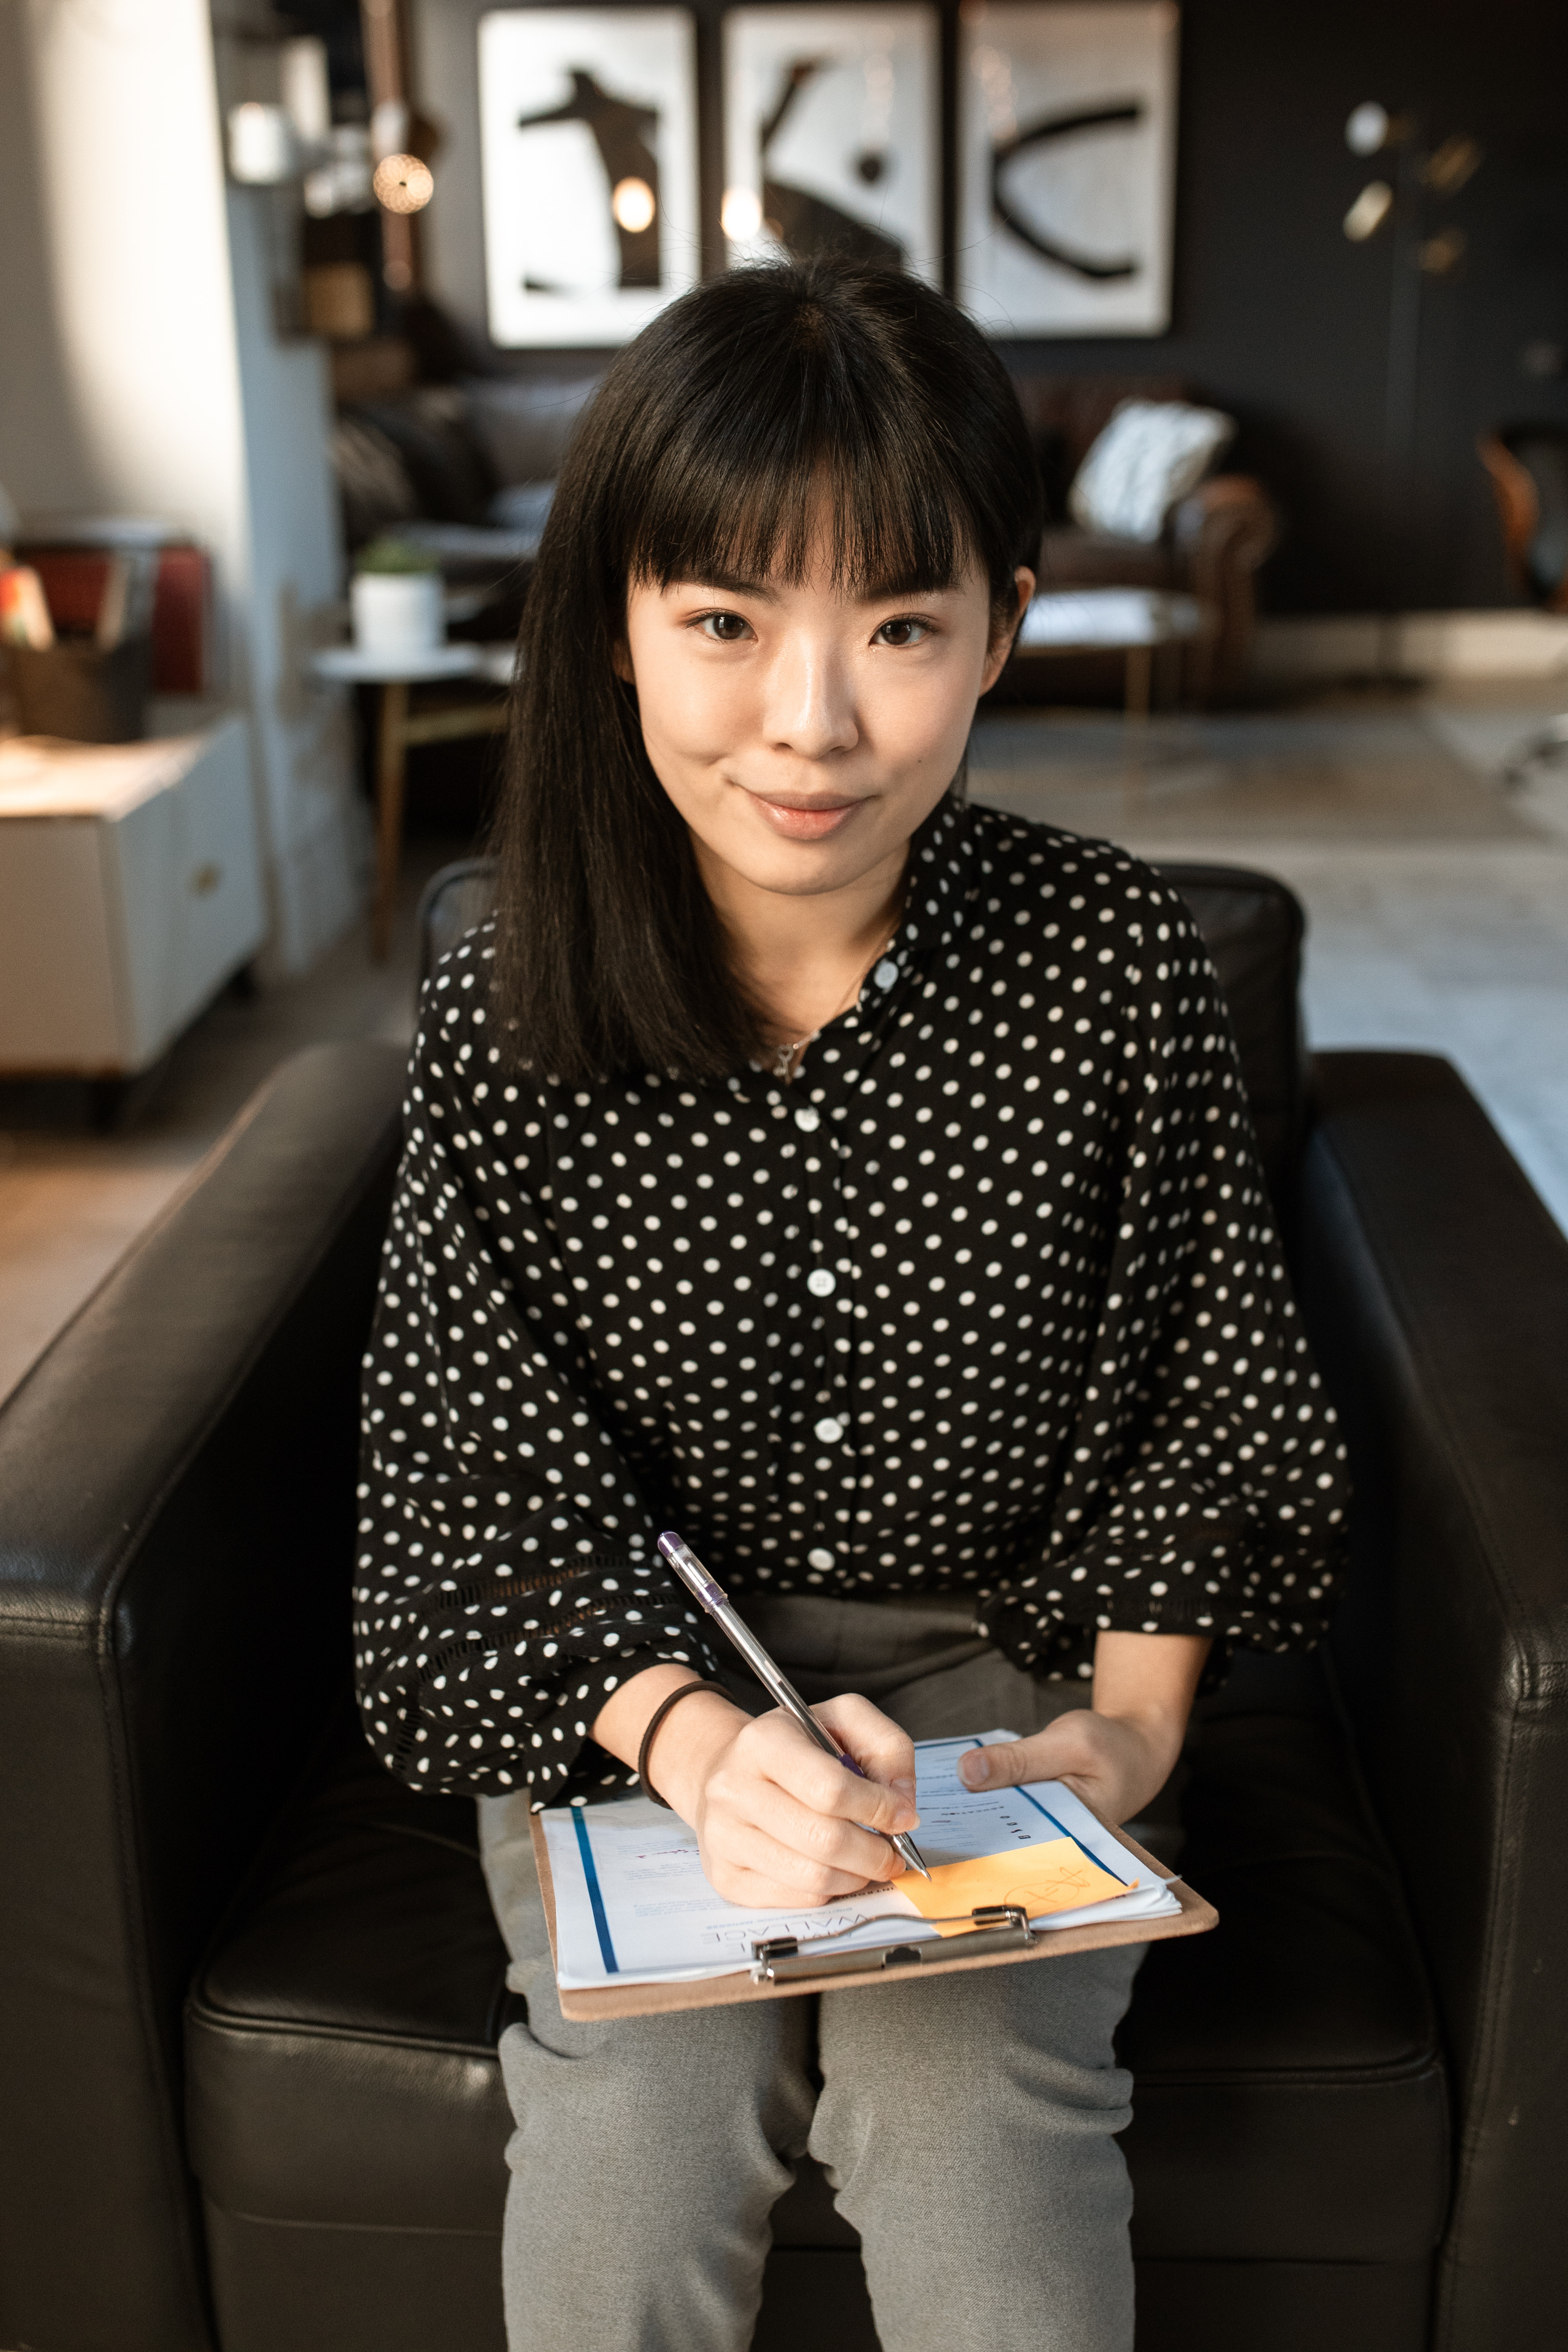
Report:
353,953,720,1804
975,879,1350,1678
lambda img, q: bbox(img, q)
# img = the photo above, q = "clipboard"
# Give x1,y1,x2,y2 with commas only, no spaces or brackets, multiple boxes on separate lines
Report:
530,1808,1217,2020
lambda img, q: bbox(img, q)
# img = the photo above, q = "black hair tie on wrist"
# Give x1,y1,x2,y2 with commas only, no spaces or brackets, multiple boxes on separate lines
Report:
637,1679,733,1808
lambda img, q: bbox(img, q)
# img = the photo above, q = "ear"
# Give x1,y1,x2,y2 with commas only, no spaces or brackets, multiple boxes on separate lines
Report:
612,639,635,685
979,566,1036,696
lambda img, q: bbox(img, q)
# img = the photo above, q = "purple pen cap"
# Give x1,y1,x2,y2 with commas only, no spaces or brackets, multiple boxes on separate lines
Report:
657,1530,726,1611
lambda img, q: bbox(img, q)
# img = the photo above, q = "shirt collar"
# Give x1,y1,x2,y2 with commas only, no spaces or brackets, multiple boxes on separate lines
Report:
841,787,974,1032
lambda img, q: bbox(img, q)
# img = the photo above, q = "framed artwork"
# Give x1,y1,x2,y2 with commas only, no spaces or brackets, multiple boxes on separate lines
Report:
478,8,699,346
722,6,940,284
957,3,1179,336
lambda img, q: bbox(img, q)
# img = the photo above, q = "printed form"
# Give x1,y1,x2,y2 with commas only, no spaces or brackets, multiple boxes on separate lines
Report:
544,1731,1181,1989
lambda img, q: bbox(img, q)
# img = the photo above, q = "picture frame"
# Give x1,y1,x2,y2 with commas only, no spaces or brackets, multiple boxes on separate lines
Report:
957,2,1180,337
478,7,700,347
722,5,940,286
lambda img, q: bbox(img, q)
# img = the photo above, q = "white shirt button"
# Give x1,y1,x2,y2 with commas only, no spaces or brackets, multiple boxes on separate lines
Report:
873,959,898,989
806,1268,836,1297
807,1547,836,1571
794,1106,820,1133
813,1415,844,1444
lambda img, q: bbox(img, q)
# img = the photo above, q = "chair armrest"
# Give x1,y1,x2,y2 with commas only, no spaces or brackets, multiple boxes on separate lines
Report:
1170,474,1279,702
1297,1049,1568,2347
0,1041,406,2352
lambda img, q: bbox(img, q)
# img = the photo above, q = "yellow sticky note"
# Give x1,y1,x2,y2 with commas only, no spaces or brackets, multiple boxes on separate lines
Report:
898,1838,1131,1935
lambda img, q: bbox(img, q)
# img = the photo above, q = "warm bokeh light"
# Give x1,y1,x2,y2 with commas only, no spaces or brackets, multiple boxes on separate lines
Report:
721,186,763,243
611,176,656,234
1343,181,1393,242
373,154,434,216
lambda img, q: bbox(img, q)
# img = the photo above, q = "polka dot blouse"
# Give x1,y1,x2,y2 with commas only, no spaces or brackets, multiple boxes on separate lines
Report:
355,794,1349,1806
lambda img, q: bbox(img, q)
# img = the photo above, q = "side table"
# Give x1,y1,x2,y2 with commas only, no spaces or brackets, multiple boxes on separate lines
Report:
311,643,516,959
1013,590,1215,746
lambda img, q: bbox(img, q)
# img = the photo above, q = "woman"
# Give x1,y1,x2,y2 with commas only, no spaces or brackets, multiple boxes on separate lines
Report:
356,259,1347,2352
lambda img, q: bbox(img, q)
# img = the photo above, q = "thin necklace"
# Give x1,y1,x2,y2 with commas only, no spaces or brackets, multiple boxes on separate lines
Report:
771,933,897,1084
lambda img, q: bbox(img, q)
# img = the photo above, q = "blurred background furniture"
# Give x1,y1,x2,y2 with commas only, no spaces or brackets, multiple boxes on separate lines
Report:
4,857,1565,2352
1012,588,1213,735
0,717,262,1083
310,640,513,956
1005,374,1278,706
1478,423,1568,783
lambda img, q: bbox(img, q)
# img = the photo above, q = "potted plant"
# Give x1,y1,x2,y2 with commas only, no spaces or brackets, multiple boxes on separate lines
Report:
350,537,443,660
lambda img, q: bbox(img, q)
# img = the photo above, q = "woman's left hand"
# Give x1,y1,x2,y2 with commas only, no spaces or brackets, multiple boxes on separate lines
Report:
956,1703,1180,1826
955,1629,1214,1824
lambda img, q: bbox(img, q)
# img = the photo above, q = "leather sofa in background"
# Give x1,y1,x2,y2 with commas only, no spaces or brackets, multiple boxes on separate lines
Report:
1002,373,1279,707
2,863,1565,2352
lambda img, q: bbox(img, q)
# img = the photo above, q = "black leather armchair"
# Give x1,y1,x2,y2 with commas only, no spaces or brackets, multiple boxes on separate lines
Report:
3,862,1565,2352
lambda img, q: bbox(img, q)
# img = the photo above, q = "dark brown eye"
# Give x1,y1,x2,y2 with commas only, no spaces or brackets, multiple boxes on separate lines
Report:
875,618,929,647
704,612,750,642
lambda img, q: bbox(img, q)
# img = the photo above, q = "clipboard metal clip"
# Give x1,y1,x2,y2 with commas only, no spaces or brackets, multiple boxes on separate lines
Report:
749,1905,1035,1983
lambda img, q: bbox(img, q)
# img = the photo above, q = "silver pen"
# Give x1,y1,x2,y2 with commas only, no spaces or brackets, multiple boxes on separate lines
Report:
656,1530,932,1880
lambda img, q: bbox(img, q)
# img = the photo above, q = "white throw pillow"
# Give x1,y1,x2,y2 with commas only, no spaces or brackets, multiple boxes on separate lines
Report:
1068,399,1237,544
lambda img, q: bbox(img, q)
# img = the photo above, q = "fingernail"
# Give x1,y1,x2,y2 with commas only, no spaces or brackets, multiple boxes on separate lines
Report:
958,1751,989,1788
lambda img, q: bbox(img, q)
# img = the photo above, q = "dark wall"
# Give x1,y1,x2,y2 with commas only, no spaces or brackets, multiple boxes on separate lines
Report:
413,0,1568,614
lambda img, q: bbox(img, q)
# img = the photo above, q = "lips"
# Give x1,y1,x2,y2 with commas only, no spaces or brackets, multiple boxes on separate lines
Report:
748,794,863,842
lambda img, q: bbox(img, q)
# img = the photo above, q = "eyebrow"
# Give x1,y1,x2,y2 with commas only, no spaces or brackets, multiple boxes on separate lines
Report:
673,571,961,606
676,572,779,602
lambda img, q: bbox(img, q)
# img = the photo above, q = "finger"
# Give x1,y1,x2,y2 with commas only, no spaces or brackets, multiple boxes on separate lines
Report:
741,1710,914,1831
957,1734,1047,1791
745,1777,905,1884
703,1819,882,1909
812,1694,919,1815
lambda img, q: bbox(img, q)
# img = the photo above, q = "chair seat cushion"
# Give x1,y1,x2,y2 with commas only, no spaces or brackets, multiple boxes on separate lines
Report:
187,1660,1447,2266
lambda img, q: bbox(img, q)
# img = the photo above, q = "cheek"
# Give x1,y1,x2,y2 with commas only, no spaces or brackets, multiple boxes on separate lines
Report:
870,646,988,758
628,641,753,769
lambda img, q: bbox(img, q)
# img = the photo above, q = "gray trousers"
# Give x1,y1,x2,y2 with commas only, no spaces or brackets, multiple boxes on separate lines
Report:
479,1595,1143,2352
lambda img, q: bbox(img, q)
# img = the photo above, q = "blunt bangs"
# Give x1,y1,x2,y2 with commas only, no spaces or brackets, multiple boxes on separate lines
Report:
486,259,1043,1087
593,270,1037,616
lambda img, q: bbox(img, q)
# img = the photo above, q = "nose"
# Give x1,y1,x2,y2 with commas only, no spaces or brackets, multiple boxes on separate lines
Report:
762,630,859,763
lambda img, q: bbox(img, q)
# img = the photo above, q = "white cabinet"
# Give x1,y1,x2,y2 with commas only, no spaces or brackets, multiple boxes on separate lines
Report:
0,717,266,1074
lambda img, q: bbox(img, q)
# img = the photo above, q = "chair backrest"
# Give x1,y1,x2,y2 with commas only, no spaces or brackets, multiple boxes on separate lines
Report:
416,856,501,989
416,853,1307,1202
1480,425,1568,608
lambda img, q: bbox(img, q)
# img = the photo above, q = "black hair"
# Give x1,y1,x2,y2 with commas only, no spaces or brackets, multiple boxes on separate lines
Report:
485,257,1043,1085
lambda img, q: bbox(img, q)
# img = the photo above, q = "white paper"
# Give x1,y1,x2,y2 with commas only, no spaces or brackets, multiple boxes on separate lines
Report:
544,1731,1180,1989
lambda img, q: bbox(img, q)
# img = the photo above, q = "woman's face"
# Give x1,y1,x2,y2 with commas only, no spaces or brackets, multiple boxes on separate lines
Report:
617,539,1034,905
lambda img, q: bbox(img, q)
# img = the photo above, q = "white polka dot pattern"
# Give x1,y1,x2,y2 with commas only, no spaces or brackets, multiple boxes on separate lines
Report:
355,798,1348,1806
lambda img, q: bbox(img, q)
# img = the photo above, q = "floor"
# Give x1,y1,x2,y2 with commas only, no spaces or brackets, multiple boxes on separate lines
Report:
1,681,1566,1407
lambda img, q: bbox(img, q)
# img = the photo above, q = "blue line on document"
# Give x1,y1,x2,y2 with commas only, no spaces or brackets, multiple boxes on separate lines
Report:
1013,1781,1131,1885
573,1806,620,1973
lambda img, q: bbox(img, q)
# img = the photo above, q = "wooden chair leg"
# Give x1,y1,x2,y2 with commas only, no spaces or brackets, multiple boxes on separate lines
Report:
372,681,409,962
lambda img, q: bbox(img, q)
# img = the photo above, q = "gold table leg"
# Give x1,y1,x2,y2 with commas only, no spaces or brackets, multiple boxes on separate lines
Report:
372,678,409,963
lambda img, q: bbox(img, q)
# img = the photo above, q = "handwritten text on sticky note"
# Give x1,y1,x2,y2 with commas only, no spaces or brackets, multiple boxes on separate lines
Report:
898,1837,1129,1934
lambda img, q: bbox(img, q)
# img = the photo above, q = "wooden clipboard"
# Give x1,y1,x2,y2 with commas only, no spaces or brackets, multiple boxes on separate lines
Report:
530,1808,1217,2021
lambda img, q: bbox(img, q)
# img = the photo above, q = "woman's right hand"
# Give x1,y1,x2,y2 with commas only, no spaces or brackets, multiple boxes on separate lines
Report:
596,1670,920,1908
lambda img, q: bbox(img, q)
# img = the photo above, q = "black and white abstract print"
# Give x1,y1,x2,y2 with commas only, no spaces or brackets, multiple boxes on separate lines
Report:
480,7,699,347
958,3,1179,336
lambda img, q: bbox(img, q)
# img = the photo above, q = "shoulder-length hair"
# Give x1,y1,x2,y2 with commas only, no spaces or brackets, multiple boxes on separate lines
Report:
485,257,1042,1086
